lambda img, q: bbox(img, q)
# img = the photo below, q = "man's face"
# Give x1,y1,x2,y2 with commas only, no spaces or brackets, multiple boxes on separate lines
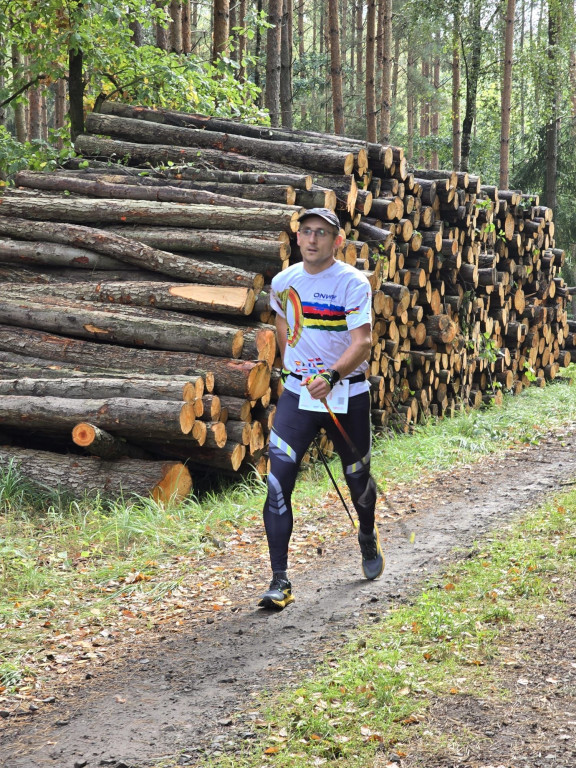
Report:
296,216,341,274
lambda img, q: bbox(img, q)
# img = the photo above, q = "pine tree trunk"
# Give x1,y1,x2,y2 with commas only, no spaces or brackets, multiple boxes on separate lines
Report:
406,47,415,161
365,0,377,142
544,0,559,209
155,0,170,50
11,44,26,142
54,79,67,149
327,0,345,135
380,0,392,143
419,58,430,167
499,0,515,188
431,41,440,170
266,0,283,125
170,0,183,53
68,45,84,141
280,0,293,128
451,1,461,169
460,0,482,172
212,0,229,63
356,1,364,118
182,0,192,53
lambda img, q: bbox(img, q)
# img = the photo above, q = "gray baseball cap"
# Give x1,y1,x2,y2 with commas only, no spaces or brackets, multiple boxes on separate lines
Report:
297,207,340,230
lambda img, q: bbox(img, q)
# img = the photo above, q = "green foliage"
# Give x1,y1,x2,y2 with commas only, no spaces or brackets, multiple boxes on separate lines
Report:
0,0,267,147
0,126,74,178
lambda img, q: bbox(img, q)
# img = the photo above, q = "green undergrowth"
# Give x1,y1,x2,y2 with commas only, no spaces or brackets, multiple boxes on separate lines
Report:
206,488,576,768
1,370,576,688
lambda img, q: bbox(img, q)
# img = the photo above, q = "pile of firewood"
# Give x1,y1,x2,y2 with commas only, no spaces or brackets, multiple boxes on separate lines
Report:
0,100,572,499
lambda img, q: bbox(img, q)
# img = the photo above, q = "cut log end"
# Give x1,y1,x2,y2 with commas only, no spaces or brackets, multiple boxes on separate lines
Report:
72,422,97,447
152,462,192,504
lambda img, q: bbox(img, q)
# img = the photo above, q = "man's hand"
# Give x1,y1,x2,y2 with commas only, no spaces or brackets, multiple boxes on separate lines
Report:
303,373,332,400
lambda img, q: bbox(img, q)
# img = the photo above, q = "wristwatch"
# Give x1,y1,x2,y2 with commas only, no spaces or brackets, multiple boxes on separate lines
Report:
324,368,341,389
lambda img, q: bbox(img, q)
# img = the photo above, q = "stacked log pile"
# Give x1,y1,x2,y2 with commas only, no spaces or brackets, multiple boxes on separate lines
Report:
0,100,572,498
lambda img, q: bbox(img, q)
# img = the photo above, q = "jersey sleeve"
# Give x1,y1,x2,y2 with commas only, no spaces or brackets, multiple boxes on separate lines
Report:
344,274,372,330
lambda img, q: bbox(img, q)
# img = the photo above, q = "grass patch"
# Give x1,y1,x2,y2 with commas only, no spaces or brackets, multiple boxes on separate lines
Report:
207,489,576,767
1,371,576,697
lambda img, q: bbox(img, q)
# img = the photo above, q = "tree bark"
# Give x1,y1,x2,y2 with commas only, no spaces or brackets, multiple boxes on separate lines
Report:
182,0,192,53
460,0,482,172
419,58,430,167
365,0,377,142
212,0,230,63
266,0,282,125
544,0,560,210
356,0,364,118
61,163,313,190
280,0,293,128
43,279,256,316
74,134,321,176
98,100,376,153
431,40,440,170
0,216,266,290
84,112,358,175
0,446,192,502
0,376,195,401
406,46,415,161
0,326,271,399
380,0,392,143
451,1,461,169
0,356,209,393
72,423,152,460
0,291,266,358
328,0,345,135
0,238,124,270
499,0,515,188
28,84,41,141
170,0,183,53
102,225,290,262
14,170,297,211
0,394,195,440
10,44,27,142
54,79,67,149
68,44,84,141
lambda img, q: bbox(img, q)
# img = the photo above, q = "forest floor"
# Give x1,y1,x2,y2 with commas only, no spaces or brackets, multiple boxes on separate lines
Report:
2,424,576,768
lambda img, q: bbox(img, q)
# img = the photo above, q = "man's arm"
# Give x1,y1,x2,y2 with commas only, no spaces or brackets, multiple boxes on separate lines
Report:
305,323,371,400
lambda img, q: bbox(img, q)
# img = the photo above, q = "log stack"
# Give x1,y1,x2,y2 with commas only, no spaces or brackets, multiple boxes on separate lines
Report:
0,100,572,498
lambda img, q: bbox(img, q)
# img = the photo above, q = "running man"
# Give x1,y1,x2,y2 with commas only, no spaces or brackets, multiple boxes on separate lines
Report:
259,208,384,609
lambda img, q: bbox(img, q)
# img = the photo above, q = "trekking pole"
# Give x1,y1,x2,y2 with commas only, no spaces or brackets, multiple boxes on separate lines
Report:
312,436,358,529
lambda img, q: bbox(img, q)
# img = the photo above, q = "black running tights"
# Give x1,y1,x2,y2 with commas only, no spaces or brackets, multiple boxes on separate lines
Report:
263,389,375,573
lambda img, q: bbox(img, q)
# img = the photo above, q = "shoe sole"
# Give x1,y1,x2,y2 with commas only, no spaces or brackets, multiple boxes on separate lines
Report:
258,592,295,609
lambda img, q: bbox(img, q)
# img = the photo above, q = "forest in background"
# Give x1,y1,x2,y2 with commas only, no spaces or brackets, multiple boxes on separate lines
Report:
0,0,575,261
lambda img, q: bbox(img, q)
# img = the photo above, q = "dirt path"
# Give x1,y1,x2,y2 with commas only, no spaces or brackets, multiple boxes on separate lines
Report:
2,426,576,768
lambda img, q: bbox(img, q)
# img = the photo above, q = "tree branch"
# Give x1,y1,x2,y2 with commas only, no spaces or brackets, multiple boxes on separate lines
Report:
0,74,46,109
